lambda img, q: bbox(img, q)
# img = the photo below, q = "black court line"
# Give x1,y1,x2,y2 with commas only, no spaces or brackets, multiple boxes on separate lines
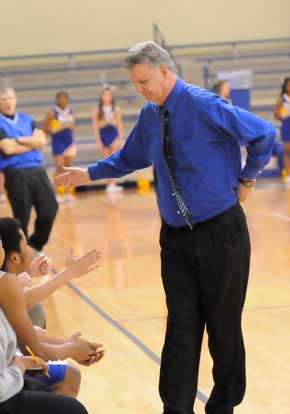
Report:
66,280,208,405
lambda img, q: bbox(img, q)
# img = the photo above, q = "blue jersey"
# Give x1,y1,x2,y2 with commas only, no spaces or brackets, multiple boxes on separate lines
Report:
0,113,43,169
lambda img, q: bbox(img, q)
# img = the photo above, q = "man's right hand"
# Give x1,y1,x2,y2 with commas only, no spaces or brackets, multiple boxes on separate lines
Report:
54,167,90,187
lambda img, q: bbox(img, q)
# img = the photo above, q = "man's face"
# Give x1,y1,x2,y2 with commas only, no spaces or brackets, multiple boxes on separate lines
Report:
0,91,17,115
7,229,32,273
128,63,169,105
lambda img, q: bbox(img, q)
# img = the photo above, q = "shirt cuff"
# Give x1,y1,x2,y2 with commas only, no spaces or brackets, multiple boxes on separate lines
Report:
241,163,263,179
88,163,99,181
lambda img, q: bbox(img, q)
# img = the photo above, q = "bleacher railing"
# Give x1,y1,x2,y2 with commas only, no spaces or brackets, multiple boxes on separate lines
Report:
152,23,183,77
0,27,289,120
0,26,289,84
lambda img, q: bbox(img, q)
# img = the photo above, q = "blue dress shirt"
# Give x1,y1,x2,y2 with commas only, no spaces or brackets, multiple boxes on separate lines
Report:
88,78,276,226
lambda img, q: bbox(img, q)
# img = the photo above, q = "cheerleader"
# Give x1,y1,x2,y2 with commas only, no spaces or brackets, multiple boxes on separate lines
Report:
92,85,125,193
274,77,290,184
43,91,76,201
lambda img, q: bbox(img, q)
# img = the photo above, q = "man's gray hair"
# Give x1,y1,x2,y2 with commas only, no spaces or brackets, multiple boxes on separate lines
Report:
0,87,16,97
124,41,176,72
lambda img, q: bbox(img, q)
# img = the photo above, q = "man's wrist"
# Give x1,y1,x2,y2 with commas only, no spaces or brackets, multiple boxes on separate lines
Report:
15,137,22,145
239,177,256,188
60,268,72,282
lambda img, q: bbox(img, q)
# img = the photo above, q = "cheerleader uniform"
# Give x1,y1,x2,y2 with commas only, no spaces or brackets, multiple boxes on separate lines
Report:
99,105,118,147
280,94,290,142
50,106,75,156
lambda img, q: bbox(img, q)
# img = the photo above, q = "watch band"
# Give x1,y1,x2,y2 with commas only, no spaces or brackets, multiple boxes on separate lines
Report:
238,177,256,188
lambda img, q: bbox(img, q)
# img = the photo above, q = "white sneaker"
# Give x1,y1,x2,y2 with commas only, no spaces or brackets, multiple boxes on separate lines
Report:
105,183,124,193
64,193,75,202
56,194,65,203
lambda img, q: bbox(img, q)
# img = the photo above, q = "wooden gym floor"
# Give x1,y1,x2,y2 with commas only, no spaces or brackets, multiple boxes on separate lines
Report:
1,178,289,414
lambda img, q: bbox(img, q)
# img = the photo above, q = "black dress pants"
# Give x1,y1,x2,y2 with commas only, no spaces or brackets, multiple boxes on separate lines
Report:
159,203,250,414
4,167,58,251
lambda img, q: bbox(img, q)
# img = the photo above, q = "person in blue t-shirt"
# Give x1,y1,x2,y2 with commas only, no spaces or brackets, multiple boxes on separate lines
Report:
0,88,58,254
55,42,276,414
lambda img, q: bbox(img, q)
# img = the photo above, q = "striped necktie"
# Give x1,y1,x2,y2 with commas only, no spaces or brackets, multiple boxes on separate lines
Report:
159,106,195,230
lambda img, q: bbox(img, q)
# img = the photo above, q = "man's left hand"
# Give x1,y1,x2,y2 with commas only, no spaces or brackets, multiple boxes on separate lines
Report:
237,181,255,202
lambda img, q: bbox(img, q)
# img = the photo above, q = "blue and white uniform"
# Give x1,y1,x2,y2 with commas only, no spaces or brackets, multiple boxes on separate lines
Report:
281,94,290,142
51,106,75,156
99,105,118,147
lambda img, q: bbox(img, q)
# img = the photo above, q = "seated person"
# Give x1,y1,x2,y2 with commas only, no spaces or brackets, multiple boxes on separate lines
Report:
0,218,105,398
0,216,100,329
24,325,81,398
17,254,52,329
0,237,89,414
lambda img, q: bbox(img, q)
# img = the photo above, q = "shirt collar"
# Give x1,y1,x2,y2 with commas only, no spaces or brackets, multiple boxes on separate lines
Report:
0,112,18,124
162,77,184,115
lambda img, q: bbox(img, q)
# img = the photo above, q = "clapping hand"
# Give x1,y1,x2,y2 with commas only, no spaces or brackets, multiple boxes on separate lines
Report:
29,255,52,277
65,246,101,279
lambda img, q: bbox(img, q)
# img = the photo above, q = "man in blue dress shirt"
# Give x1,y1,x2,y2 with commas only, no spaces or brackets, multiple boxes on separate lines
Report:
56,42,276,414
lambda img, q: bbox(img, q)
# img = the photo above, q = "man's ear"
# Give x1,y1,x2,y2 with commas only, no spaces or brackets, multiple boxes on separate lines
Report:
160,64,170,77
9,251,21,264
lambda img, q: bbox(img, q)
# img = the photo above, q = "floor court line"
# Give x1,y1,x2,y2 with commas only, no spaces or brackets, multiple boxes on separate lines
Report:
266,212,290,222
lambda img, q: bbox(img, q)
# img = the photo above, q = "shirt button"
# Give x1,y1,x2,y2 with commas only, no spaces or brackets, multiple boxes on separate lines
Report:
165,136,170,141
172,193,175,196
177,211,180,214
